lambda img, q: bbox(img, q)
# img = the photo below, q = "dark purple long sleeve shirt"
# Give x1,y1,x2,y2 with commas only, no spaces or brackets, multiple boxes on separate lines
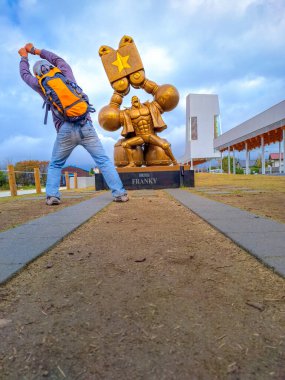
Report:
19,49,91,131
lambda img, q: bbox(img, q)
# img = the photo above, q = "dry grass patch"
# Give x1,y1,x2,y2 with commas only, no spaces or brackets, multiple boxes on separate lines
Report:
191,173,285,223
195,173,285,192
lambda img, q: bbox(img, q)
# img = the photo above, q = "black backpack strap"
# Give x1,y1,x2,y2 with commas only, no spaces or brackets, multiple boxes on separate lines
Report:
88,104,96,113
42,100,51,125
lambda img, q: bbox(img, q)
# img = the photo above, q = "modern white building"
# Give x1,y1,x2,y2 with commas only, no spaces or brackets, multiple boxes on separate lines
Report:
179,94,222,166
214,100,285,174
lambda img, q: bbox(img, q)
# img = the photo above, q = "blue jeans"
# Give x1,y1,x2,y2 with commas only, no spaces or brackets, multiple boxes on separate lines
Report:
46,121,126,198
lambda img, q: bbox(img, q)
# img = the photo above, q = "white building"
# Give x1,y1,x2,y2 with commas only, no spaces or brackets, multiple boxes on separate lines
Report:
179,94,222,166
214,100,285,174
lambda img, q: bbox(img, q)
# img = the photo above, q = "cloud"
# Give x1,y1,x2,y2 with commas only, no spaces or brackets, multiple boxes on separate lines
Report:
169,0,261,16
1,0,285,167
19,0,38,7
159,124,186,158
140,45,175,79
0,135,50,163
236,76,266,90
216,75,285,130
70,57,110,102
97,132,117,158
0,131,118,170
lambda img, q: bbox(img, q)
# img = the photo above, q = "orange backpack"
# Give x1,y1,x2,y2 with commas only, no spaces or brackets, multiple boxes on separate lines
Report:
37,67,95,124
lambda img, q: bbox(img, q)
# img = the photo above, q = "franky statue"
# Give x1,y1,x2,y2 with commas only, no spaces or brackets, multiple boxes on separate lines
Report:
98,36,179,167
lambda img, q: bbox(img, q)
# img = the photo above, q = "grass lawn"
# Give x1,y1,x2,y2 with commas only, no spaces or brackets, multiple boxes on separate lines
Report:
191,173,285,223
195,173,285,192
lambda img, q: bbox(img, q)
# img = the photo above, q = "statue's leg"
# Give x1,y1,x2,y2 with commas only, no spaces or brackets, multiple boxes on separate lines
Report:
121,137,144,167
148,135,177,165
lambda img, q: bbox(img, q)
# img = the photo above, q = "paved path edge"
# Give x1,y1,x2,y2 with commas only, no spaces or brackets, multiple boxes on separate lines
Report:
165,189,285,279
0,192,112,285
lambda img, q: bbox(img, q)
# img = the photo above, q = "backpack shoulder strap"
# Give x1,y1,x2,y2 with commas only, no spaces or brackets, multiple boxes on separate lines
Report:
43,101,50,125
36,67,62,93
36,67,62,125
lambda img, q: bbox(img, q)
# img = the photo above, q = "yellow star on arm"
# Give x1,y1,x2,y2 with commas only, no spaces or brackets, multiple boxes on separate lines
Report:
112,52,131,73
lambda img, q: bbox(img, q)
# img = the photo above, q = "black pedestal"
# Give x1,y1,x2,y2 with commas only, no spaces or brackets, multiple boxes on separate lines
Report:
95,165,194,191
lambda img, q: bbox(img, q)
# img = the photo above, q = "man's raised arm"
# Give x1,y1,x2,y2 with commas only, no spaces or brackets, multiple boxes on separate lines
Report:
25,43,76,82
18,47,41,93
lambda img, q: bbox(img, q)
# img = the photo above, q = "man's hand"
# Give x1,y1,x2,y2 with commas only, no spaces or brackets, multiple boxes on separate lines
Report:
18,47,28,57
25,42,41,55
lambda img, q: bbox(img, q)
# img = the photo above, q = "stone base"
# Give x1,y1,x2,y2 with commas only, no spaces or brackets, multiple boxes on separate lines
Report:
95,165,194,191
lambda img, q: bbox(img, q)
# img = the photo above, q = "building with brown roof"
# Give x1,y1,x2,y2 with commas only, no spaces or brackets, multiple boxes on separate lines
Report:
269,153,284,168
61,166,91,177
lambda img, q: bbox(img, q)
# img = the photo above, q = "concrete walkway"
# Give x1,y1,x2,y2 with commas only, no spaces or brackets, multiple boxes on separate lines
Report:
166,189,285,278
0,187,66,198
0,192,112,284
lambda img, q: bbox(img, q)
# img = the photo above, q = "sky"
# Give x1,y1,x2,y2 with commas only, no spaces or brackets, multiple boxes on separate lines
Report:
0,0,285,170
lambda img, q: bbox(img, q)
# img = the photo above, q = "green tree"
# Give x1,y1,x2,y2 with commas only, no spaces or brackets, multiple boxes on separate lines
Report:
0,170,8,188
222,156,233,173
255,154,262,168
14,160,49,186
222,156,244,174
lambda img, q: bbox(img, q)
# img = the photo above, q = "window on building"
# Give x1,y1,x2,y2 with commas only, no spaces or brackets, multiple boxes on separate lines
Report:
191,116,198,140
214,115,222,138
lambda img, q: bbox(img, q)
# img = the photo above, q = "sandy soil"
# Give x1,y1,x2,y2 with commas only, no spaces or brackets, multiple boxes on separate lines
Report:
0,190,284,379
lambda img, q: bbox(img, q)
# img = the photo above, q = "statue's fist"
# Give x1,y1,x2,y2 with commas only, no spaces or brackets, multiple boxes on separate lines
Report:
154,84,180,112
98,105,121,132
112,78,130,95
129,70,145,89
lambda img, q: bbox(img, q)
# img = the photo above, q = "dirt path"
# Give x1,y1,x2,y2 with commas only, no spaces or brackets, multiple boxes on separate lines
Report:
0,190,284,379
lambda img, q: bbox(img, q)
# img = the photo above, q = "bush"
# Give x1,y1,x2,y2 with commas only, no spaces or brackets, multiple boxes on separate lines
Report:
0,171,9,189
250,166,260,174
235,167,244,174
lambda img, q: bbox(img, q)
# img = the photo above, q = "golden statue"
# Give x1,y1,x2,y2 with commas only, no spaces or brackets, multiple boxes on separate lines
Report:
98,36,179,167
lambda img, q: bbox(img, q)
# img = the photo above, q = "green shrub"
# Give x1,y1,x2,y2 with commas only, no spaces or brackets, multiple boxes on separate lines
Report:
235,167,244,174
250,166,260,174
0,171,9,189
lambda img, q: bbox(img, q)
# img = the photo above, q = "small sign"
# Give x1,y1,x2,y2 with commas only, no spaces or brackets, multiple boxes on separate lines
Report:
95,167,194,191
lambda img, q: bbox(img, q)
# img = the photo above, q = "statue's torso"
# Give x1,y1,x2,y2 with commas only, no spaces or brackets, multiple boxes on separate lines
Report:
129,104,154,136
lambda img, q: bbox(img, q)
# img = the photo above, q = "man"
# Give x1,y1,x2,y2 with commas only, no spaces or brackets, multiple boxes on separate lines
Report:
18,43,128,205
121,96,177,167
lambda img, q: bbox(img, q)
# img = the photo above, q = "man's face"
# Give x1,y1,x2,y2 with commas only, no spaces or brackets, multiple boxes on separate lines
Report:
131,96,140,108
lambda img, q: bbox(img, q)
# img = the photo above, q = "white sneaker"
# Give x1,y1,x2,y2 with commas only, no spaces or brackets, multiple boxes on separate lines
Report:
113,194,129,202
46,196,61,206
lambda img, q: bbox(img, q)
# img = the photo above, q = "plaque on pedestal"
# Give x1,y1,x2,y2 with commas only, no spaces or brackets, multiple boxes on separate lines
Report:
95,165,194,191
